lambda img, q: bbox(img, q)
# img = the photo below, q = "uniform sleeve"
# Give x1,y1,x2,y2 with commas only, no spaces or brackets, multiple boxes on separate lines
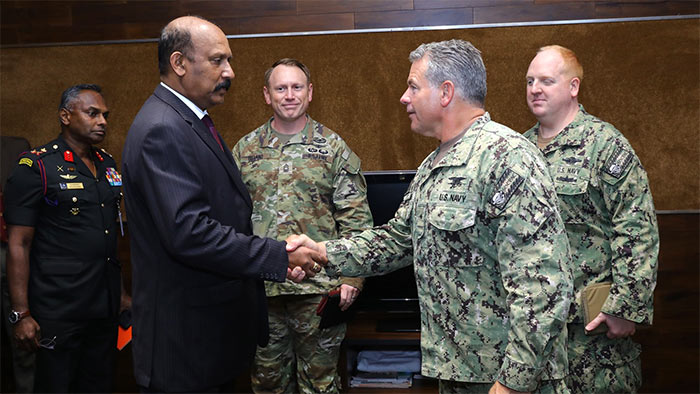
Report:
330,145,374,287
325,178,415,279
485,151,573,391
231,138,243,169
331,147,374,237
598,141,659,325
4,154,44,227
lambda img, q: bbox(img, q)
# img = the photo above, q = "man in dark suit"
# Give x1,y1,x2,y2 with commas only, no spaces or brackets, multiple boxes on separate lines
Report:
122,16,324,392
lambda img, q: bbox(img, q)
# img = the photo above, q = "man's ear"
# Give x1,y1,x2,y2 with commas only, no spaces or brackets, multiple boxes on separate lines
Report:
59,108,71,126
307,82,313,103
170,51,187,77
570,77,581,98
440,80,455,107
263,85,272,105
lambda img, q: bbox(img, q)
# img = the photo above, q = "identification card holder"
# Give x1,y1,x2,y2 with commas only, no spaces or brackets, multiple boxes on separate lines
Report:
582,282,612,335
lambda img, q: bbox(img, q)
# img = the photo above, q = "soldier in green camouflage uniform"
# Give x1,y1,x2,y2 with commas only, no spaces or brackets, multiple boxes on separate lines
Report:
289,39,573,394
232,58,372,394
524,45,659,393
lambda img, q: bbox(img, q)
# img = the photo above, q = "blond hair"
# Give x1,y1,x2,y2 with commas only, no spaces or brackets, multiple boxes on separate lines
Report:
539,45,583,81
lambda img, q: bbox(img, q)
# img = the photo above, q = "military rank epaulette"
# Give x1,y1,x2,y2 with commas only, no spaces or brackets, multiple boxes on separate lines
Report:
489,168,524,210
603,146,633,178
28,147,48,156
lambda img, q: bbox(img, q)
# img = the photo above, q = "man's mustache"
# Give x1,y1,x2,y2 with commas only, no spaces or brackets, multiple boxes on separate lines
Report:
214,80,231,92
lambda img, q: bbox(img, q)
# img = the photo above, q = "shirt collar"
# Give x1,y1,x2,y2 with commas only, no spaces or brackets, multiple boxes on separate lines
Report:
260,115,315,148
536,104,588,152
160,82,208,120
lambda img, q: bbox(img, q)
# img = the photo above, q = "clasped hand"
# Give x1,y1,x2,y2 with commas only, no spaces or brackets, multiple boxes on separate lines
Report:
285,234,328,283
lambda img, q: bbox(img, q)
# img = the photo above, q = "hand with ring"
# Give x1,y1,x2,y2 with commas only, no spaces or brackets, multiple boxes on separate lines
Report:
286,235,328,281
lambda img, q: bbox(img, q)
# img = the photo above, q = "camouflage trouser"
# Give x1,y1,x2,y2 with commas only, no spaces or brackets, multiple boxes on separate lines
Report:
439,378,569,393
251,294,346,394
565,323,642,394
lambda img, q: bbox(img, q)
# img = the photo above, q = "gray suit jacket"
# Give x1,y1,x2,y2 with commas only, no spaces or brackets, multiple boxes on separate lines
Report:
122,84,288,391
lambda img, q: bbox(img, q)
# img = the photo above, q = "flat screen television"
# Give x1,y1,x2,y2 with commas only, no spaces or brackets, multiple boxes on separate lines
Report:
353,170,420,332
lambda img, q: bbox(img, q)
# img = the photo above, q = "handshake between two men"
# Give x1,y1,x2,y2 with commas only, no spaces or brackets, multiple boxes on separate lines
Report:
284,234,328,283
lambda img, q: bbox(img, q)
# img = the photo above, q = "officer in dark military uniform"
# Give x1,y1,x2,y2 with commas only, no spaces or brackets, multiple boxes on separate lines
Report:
4,84,129,393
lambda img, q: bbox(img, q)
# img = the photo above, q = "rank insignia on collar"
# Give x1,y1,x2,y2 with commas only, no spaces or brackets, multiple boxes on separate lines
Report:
95,150,104,162
64,150,74,163
105,167,122,186
60,174,77,180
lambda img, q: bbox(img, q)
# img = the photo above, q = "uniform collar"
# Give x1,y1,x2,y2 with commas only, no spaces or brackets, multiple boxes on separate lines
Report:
52,135,106,177
428,112,491,169
259,115,318,148
534,104,589,152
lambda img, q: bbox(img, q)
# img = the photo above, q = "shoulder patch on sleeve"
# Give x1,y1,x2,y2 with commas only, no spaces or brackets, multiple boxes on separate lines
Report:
19,157,33,167
342,150,361,174
489,168,524,210
603,146,633,178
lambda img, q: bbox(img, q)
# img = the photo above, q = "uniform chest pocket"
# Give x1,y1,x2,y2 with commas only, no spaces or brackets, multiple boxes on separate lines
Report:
428,204,476,231
55,189,87,223
553,166,590,196
554,170,596,225
426,203,483,268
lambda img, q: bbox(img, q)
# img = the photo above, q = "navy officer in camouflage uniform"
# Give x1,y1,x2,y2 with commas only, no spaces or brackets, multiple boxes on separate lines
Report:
524,45,659,393
233,58,373,393
288,40,574,394
4,84,130,392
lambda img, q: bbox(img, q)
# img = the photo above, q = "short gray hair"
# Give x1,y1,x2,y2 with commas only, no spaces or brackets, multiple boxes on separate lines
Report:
409,39,486,107
59,84,102,111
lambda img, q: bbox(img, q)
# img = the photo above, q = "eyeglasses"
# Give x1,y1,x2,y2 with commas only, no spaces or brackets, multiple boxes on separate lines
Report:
38,336,56,350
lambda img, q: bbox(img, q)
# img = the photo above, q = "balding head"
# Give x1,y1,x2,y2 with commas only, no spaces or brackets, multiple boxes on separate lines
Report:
157,16,234,109
158,16,224,76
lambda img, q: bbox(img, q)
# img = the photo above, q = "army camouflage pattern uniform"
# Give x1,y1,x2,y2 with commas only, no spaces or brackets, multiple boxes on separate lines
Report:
524,105,659,393
232,116,373,393
325,113,573,392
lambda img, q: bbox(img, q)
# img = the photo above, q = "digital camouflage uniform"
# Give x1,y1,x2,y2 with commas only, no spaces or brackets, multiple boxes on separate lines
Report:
325,113,573,392
232,116,373,394
524,105,659,394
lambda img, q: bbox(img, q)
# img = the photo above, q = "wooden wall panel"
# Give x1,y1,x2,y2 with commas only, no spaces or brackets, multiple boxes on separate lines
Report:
1,0,698,46
474,3,596,23
1,18,696,210
354,8,474,29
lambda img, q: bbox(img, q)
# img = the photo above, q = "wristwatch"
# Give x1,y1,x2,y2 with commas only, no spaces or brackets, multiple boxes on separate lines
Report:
8,310,30,324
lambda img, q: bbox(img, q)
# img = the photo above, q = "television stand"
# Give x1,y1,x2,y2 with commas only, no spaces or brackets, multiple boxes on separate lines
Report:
376,316,420,332
341,311,437,393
